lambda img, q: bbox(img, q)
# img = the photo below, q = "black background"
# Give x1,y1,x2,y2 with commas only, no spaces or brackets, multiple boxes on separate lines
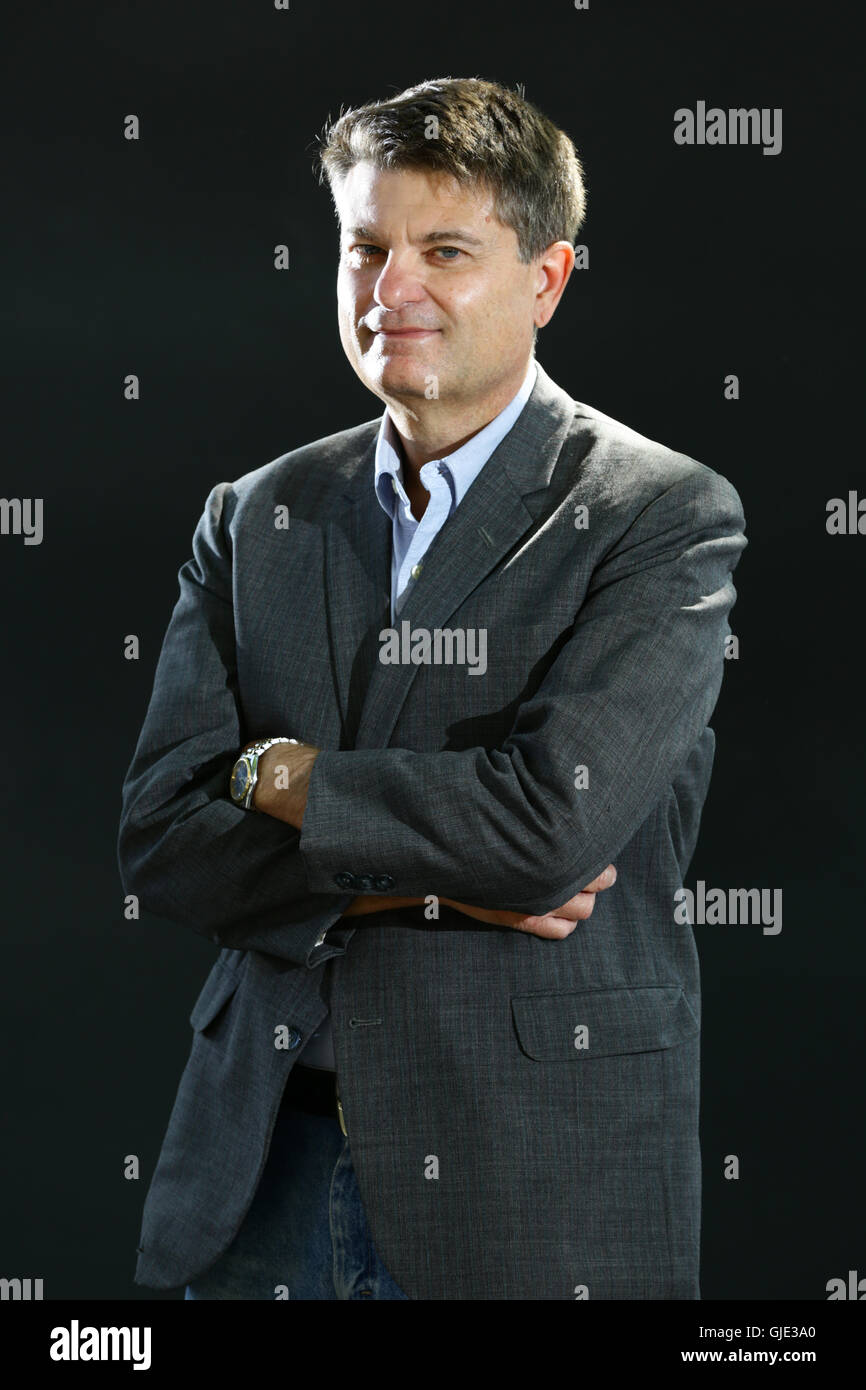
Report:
1,0,861,1301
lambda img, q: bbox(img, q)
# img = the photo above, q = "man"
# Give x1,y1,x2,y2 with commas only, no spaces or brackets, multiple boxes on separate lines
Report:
118,76,747,1301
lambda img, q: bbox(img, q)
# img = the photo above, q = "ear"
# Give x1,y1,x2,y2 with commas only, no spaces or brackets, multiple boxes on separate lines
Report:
533,242,576,329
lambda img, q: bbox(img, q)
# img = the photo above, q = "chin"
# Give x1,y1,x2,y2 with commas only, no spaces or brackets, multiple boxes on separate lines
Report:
368,364,432,401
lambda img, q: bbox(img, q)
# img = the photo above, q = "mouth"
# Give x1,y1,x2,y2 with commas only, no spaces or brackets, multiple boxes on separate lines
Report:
369,327,440,338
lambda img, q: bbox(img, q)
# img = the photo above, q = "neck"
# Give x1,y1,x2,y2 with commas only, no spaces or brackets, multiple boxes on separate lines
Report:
385,361,532,474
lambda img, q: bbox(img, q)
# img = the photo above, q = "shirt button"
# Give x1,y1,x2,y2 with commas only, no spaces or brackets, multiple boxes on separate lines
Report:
286,1029,302,1050
411,564,423,579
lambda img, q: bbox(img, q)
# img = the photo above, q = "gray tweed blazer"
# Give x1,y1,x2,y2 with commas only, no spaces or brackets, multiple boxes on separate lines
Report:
118,361,747,1299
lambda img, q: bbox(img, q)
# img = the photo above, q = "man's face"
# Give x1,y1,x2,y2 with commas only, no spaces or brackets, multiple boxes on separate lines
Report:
333,161,540,408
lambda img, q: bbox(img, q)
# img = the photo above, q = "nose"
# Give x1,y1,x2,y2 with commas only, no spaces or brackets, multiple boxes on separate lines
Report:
373,251,424,311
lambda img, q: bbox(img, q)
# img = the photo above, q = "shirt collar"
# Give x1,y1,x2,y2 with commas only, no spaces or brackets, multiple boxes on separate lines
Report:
374,358,538,516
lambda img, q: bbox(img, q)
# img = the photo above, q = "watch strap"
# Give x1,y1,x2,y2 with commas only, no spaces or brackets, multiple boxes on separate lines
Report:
234,737,300,810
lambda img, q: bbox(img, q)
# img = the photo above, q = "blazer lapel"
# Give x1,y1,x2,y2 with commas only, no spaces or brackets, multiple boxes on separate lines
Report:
322,431,393,749
344,362,577,751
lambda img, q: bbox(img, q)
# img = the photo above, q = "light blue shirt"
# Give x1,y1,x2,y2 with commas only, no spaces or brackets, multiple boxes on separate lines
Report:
374,359,538,622
296,357,538,1071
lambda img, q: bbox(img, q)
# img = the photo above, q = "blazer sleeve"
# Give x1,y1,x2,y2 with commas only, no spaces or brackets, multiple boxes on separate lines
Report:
116,482,353,966
298,466,747,916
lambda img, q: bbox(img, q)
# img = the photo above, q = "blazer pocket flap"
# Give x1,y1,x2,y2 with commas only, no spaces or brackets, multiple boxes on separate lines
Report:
189,960,245,1032
511,985,699,1060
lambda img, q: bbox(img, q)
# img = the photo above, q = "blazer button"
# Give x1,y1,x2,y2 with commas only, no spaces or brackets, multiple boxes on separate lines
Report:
355,874,375,892
334,872,355,889
373,874,395,891
286,1029,302,1049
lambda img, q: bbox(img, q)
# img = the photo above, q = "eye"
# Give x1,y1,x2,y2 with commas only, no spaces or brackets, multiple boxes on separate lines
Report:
344,243,466,265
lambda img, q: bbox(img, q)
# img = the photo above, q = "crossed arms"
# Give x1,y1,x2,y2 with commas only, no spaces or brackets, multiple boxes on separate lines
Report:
117,466,746,968
248,738,617,938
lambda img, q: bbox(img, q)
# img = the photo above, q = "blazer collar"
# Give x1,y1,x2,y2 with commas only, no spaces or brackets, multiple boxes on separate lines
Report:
323,361,577,750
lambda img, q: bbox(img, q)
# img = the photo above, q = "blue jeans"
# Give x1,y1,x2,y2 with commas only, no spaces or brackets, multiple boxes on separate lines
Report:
184,1087,408,1301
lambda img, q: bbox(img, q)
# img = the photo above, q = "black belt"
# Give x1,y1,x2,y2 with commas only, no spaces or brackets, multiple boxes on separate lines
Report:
285,1063,347,1135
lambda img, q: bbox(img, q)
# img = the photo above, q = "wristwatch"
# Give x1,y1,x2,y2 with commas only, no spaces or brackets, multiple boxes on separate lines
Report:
229,737,300,811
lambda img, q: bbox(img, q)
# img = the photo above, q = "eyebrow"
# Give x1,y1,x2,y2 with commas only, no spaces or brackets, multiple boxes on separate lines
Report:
344,224,486,247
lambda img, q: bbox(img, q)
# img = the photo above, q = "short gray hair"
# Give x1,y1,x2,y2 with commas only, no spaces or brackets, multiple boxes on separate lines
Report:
318,76,587,263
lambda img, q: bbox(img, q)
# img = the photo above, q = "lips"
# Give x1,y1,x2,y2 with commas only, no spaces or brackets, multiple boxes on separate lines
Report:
366,323,440,335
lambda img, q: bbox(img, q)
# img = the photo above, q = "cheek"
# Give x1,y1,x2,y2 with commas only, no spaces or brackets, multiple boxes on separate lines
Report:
336,287,358,341
449,275,527,333
337,274,372,332
336,265,357,307
462,291,517,341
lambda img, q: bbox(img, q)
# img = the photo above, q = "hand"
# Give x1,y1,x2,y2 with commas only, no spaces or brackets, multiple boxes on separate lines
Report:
339,864,617,938
440,864,618,939
250,740,319,828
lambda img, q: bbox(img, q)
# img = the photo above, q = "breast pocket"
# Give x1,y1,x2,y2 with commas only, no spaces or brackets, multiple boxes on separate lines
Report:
510,984,699,1061
189,956,249,1033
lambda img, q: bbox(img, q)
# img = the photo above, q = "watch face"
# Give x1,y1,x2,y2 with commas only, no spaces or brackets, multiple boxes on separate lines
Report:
230,760,251,803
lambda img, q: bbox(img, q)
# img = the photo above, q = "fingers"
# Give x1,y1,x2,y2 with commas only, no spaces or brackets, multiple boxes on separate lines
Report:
515,864,619,939
580,864,617,894
514,912,584,939
561,891,600,922
548,868,617,923
514,894,595,938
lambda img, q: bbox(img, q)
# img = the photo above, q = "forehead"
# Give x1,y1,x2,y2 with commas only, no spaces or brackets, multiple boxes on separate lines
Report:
334,160,500,235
